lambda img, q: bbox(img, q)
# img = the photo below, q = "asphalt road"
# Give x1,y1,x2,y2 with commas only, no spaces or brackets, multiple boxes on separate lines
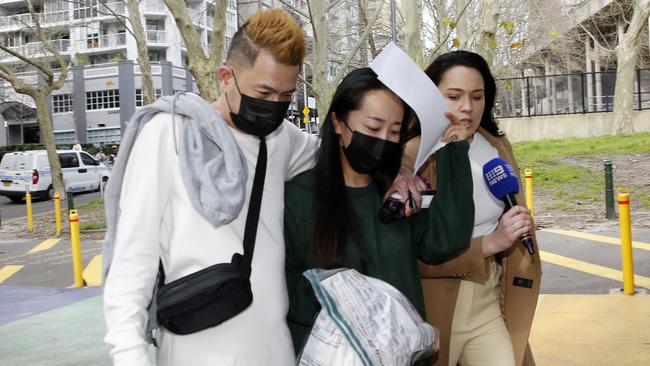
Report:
0,191,102,222
1,226,649,293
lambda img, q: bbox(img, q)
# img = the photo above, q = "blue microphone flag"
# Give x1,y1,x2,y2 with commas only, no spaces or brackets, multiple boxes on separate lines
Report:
483,158,520,200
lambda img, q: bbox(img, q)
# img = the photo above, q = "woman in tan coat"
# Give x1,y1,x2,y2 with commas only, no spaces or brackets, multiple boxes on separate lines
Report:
402,51,541,366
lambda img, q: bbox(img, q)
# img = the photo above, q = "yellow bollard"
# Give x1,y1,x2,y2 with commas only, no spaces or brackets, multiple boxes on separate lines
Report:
69,210,84,288
25,191,33,233
54,192,62,236
618,190,635,295
525,168,533,217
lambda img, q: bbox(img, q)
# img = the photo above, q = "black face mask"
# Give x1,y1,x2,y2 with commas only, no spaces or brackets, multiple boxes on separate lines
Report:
342,123,401,175
226,72,291,137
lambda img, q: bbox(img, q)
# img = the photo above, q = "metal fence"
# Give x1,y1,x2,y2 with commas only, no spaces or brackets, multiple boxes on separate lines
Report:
495,69,650,118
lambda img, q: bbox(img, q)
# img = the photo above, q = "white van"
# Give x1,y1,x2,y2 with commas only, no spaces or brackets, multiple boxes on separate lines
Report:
0,150,111,202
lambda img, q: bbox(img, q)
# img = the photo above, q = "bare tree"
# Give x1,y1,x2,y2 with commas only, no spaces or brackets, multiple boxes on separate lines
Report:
281,0,385,117
419,0,475,65
123,0,155,104
0,0,67,198
612,0,650,135
548,0,650,135
404,0,424,67
64,0,155,104
165,0,226,102
357,0,378,58
474,0,500,66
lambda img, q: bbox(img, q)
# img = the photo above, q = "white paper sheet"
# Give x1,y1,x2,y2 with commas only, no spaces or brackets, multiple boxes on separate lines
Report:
369,42,449,173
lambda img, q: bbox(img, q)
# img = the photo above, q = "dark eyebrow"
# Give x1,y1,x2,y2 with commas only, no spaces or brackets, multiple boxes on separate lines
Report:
256,83,296,94
366,115,402,125
445,87,485,93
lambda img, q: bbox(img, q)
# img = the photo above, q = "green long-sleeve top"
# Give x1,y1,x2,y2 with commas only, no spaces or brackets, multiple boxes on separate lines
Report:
284,141,474,355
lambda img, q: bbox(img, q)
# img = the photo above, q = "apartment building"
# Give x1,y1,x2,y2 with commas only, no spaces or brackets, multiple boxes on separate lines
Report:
0,0,238,146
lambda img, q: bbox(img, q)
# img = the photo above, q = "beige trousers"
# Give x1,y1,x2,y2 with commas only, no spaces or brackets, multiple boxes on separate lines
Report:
448,260,515,366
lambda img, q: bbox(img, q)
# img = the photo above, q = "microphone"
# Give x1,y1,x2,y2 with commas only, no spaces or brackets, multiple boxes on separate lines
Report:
482,158,535,255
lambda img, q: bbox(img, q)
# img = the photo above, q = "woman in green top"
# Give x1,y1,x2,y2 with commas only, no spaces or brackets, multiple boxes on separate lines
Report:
284,67,474,358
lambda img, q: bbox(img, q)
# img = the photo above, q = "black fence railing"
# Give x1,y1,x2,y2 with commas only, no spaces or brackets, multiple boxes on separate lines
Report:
495,69,650,118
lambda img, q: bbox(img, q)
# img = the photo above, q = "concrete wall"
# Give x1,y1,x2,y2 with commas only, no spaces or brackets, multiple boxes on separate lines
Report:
498,110,650,142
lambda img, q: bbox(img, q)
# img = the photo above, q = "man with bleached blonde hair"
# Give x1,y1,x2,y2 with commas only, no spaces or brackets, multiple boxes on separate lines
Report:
103,9,316,365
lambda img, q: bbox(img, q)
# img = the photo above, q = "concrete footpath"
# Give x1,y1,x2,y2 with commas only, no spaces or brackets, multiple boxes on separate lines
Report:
1,290,648,365
530,294,650,366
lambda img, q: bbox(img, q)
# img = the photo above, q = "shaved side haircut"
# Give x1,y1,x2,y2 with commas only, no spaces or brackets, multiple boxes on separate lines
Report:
226,8,307,68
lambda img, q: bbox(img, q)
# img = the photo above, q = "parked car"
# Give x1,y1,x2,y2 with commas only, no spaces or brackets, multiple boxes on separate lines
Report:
0,150,111,203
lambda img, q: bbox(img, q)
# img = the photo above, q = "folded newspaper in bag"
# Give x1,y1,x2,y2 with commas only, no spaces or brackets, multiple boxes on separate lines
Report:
298,268,438,366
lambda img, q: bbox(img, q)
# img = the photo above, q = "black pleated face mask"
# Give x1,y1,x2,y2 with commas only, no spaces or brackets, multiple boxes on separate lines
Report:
341,122,400,175
226,72,290,137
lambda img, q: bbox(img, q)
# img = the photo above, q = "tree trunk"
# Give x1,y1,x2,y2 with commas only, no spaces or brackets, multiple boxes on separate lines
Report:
475,0,499,67
404,0,425,68
207,0,227,82
125,0,154,104
356,0,377,58
309,0,331,120
0,0,68,200
33,92,66,199
613,49,636,135
165,0,225,102
613,0,650,136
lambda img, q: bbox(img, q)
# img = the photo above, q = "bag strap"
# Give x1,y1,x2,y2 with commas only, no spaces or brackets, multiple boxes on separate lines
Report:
158,136,267,282
241,136,267,271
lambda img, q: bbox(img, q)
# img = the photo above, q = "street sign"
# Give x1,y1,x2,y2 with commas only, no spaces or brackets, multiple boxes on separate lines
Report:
303,106,310,116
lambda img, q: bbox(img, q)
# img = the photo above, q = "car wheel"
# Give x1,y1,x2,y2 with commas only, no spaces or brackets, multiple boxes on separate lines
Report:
9,196,23,203
45,185,55,200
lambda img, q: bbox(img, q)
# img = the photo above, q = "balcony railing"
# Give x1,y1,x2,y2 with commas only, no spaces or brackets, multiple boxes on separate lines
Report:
77,33,127,51
0,10,69,29
143,0,166,12
98,2,126,16
146,30,167,43
0,39,70,60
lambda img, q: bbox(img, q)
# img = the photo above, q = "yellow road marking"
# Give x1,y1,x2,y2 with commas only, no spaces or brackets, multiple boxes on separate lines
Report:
542,229,650,251
27,238,61,254
540,250,650,289
82,255,102,287
0,265,24,283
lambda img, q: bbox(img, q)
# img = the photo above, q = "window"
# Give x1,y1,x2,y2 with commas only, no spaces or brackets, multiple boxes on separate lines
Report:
3,32,19,47
80,152,98,166
74,0,98,19
135,88,163,107
148,50,166,61
52,94,73,113
54,131,76,145
58,153,79,168
87,32,99,48
87,128,121,144
86,89,120,110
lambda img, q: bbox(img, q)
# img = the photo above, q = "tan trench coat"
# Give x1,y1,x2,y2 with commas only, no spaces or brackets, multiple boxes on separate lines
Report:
402,128,542,366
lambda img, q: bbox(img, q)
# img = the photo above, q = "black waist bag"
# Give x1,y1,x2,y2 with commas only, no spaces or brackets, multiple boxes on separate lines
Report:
156,254,252,335
156,136,268,335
